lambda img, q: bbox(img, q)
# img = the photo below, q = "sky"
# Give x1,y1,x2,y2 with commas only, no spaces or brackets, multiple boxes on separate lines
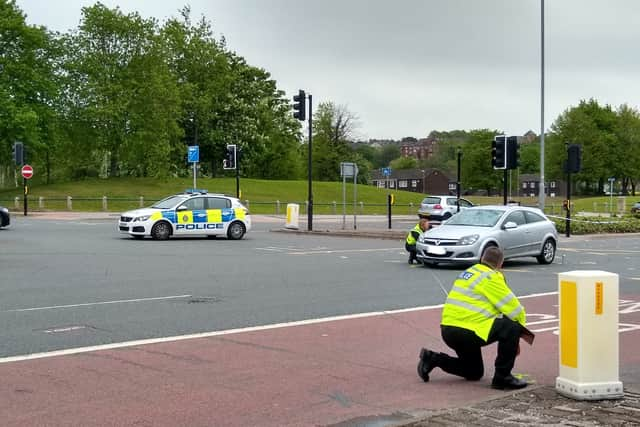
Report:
15,0,640,141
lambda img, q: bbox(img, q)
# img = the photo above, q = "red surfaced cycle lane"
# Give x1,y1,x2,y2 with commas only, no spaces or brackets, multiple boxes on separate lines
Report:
2,292,640,427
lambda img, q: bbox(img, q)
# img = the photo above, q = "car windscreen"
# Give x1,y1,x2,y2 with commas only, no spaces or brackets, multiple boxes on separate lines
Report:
445,209,504,227
151,195,189,209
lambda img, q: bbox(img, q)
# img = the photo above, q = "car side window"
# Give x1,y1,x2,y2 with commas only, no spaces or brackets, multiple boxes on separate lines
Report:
182,197,206,211
447,198,458,206
459,199,473,208
505,211,526,226
524,211,545,223
207,197,231,209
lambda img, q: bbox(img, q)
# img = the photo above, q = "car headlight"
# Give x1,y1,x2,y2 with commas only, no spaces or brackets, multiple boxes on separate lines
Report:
458,234,479,245
133,215,150,222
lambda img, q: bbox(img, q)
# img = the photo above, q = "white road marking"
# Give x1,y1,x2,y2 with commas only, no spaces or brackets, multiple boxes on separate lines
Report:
289,248,399,255
2,294,192,313
0,291,558,364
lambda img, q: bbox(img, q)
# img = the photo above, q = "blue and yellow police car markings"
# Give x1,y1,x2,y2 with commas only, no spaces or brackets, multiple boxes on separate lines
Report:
206,209,222,223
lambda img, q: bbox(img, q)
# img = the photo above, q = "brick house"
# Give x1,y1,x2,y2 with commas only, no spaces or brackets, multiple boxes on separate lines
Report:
370,168,452,194
519,174,565,198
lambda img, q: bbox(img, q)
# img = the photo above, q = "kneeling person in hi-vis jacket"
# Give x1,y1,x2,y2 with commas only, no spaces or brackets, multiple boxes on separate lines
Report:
417,246,529,390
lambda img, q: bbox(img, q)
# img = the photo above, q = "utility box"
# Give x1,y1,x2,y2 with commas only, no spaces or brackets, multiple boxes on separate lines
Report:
285,203,299,230
556,270,623,400
617,197,626,214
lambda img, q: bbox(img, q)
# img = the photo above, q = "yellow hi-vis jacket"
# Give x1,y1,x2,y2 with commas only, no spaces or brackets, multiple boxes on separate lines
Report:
441,263,526,341
406,223,422,246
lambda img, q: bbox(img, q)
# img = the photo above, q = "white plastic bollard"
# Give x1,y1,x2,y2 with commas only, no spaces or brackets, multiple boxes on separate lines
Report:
285,203,299,229
556,270,623,400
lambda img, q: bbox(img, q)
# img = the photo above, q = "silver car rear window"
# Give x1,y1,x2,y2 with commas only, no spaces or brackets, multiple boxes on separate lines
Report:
421,197,441,205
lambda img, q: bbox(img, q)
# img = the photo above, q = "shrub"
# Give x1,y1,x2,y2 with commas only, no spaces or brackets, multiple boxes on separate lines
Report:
551,216,640,235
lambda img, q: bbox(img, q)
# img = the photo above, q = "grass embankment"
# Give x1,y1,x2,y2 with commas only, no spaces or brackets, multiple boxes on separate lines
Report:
0,177,638,219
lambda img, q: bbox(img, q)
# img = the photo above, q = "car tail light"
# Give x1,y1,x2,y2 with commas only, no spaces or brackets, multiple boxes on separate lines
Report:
434,204,442,209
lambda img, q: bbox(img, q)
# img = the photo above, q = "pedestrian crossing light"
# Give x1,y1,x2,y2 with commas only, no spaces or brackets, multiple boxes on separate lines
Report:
223,144,237,170
491,136,506,169
293,89,306,121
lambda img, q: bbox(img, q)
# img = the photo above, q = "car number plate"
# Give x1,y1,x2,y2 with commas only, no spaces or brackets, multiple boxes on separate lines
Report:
426,245,446,255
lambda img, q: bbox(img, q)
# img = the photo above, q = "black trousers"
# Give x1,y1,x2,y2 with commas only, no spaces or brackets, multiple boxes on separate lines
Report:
438,316,523,380
405,242,417,261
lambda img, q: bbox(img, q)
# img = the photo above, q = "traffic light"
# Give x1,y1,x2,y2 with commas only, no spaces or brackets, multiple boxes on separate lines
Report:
567,144,581,173
293,89,306,121
491,136,506,169
223,144,237,170
506,136,519,170
13,142,24,165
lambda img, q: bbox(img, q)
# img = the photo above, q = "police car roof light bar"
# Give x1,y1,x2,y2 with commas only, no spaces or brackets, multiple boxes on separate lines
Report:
184,189,208,194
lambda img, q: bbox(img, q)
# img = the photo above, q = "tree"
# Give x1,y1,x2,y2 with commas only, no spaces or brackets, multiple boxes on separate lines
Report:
0,0,58,185
311,102,360,181
379,144,401,167
389,156,417,170
459,129,503,195
60,3,181,178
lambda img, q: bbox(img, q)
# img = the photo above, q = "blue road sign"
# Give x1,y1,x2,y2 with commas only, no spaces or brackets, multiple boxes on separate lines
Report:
188,146,199,163
382,167,391,177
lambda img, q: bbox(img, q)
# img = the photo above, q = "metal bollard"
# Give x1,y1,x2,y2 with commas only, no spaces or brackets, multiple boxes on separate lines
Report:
39,196,44,209
67,196,73,210
276,200,280,215
102,196,108,211
332,201,336,215
14,196,19,209
139,196,144,208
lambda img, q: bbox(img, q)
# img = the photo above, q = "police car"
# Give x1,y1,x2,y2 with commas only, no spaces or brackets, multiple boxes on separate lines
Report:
118,190,251,240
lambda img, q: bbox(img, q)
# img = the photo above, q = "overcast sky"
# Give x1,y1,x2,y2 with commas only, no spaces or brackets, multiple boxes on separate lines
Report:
15,0,640,140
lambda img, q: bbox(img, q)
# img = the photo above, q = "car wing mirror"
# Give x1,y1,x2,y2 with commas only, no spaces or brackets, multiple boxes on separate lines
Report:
503,221,517,230
176,205,188,211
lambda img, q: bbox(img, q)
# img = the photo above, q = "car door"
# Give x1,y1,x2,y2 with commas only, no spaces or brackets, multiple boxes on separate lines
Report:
175,196,207,235
206,196,232,236
523,210,550,255
500,210,528,258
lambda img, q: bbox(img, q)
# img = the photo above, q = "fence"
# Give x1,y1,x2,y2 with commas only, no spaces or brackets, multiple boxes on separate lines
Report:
0,196,629,217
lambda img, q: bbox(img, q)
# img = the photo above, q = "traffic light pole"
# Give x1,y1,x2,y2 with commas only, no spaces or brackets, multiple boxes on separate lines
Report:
503,169,508,206
566,169,571,237
456,148,462,212
307,95,313,231
236,155,240,198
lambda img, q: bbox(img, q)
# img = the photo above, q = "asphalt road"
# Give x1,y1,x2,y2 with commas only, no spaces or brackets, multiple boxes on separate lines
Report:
1,215,639,359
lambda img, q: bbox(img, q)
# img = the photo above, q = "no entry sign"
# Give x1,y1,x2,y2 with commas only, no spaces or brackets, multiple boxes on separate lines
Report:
21,164,33,179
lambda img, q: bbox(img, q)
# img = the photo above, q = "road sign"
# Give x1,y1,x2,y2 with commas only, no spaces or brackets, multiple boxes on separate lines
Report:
382,167,391,177
21,164,33,179
187,146,199,163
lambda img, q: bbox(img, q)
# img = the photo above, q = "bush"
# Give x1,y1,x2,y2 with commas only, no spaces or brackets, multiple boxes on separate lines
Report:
551,216,640,235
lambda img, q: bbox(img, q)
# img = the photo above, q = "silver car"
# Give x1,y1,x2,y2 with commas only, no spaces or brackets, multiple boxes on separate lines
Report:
416,205,558,266
418,195,474,221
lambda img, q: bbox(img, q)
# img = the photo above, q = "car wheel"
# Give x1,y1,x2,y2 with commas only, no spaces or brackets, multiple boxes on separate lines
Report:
537,239,556,264
227,221,245,240
151,221,171,240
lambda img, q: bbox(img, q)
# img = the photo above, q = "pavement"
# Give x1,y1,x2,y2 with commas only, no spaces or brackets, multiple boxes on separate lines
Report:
4,211,640,426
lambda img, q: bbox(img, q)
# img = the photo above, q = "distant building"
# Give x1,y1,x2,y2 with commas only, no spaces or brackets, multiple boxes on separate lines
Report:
519,174,565,198
370,168,451,194
399,135,438,160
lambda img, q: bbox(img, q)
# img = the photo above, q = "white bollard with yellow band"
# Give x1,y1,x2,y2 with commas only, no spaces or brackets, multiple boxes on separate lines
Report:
556,270,623,400
285,203,299,230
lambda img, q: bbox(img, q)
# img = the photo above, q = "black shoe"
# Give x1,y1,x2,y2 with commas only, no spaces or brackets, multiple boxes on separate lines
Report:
491,375,528,390
408,258,414,264
417,348,436,382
